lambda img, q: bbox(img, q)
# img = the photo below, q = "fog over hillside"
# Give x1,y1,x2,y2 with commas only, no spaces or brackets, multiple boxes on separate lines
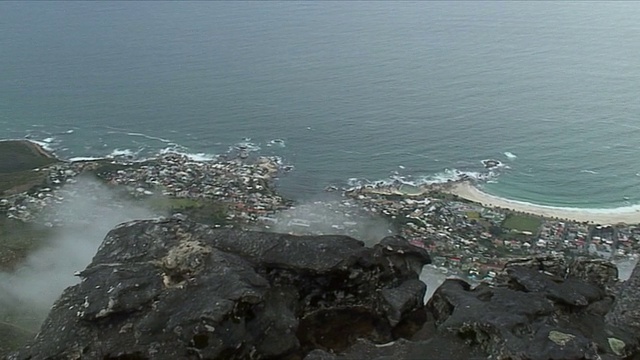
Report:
0,178,156,327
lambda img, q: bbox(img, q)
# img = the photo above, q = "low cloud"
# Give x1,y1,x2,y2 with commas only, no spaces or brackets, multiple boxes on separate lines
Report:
0,177,157,329
264,198,395,246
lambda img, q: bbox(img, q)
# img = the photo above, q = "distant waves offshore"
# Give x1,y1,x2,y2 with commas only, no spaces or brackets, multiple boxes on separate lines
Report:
2,3,640,211
2,114,640,212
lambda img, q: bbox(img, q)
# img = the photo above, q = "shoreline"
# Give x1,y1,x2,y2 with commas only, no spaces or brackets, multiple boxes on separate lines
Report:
445,181,640,225
4,137,640,226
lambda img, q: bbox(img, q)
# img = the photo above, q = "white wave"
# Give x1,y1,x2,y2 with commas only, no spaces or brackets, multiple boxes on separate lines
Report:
68,156,104,162
42,137,55,143
230,141,261,152
418,168,491,184
270,156,285,165
182,153,218,161
108,149,136,158
64,129,74,134
504,151,517,159
580,169,599,175
126,132,172,143
159,146,218,161
346,168,497,191
28,139,55,151
267,139,286,147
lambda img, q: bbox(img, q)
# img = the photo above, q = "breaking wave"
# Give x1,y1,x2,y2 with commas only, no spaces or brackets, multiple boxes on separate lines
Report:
159,146,219,162
68,156,105,162
29,139,56,152
125,132,173,144
108,148,138,158
346,168,498,189
267,139,286,147
504,151,517,159
229,140,262,153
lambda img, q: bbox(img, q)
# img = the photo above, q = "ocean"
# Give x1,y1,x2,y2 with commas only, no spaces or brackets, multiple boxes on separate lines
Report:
2,1,640,209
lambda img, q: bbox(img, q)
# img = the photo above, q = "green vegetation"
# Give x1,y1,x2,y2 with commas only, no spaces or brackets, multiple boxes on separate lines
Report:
89,159,149,180
465,211,480,220
0,140,58,195
0,141,58,173
0,170,49,196
0,219,50,355
0,218,52,271
146,196,229,226
0,320,36,356
501,213,542,233
429,191,474,204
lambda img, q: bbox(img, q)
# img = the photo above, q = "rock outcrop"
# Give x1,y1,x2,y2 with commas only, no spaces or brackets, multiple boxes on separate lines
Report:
427,256,638,360
302,256,640,360
8,220,640,360
9,218,430,360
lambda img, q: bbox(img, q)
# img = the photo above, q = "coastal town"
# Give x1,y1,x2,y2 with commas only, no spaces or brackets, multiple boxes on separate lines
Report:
1,141,639,282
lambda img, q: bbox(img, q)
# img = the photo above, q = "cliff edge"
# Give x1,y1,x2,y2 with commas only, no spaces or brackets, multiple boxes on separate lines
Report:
7,218,640,359
9,218,430,359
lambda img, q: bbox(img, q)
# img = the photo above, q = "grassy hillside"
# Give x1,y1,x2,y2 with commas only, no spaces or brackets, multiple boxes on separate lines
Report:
0,140,59,195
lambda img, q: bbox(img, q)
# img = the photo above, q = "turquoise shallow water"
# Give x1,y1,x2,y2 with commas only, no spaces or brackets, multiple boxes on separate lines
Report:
1,2,640,208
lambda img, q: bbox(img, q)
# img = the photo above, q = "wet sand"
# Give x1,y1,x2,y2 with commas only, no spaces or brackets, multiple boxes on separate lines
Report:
446,181,640,225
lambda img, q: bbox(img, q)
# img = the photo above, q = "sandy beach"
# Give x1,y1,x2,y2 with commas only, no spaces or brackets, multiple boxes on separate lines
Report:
446,181,640,225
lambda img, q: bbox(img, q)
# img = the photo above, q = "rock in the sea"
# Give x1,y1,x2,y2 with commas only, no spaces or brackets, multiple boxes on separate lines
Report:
10,218,430,360
481,159,501,169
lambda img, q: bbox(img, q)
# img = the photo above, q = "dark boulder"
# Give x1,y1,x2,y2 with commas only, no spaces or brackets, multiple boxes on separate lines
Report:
9,218,640,360
300,255,640,360
426,257,637,360
9,218,430,360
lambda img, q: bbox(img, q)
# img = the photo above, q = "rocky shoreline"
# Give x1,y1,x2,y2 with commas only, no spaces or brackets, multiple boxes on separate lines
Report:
0,141,291,226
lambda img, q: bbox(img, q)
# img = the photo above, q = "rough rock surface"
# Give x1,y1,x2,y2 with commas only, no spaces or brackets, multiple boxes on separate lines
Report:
9,218,430,360
299,255,640,360
427,256,638,360
607,259,640,335
8,220,640,360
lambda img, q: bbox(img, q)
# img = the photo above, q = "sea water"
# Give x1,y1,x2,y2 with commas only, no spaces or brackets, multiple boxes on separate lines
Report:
2,1,640,209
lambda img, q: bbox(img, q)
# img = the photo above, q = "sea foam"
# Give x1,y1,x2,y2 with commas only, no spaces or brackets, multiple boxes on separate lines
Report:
345,168,497,190
108,149,136,158
68,156,105,162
